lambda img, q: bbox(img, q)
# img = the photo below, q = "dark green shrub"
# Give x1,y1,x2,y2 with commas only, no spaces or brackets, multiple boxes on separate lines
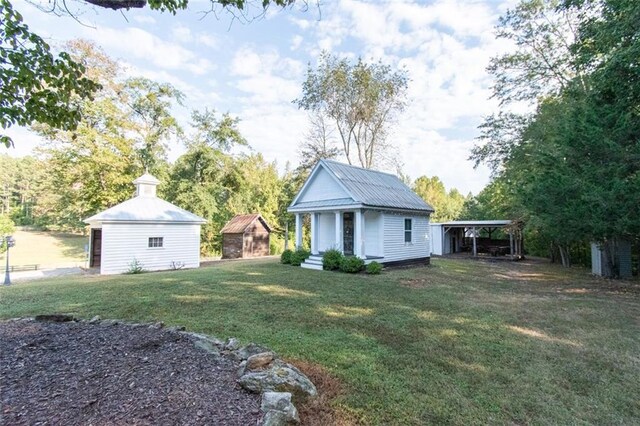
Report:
290,248,311,266
366,261,383,275
340,256,364,273
280,249,293,264
322,249,344,270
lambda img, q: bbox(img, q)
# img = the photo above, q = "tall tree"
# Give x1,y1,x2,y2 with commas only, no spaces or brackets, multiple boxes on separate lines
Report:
33,41,180,231
472,0,640,271
295,52,408,169
296,112,339,176
0,0,99,148
413,176,466,223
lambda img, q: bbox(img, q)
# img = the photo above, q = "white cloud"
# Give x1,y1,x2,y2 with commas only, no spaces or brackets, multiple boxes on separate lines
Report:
85,26,214,75
132,15,157,25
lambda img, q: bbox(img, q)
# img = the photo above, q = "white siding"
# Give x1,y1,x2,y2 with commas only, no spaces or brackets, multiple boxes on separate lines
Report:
430,224,443,255
382,213,431,262
317,212,337,251
101,223,201,275
364,210,383,257
298,168,351,202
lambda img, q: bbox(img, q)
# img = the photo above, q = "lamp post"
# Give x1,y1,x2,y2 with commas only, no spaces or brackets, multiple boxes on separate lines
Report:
2,235,15,286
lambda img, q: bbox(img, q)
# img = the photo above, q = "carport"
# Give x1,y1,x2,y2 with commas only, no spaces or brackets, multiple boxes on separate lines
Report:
430,220,523,258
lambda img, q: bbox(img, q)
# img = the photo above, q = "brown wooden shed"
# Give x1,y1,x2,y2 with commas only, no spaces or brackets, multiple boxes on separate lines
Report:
221,214,271,259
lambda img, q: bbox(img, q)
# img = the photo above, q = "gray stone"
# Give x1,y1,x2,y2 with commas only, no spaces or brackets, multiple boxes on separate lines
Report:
89,315,101,324
167,325,186,332
238,359,317,402
261,410,290,426
150,321,164,329
100,319,119,326
184,332,224,347
193,339,221,358
225,337,241,351
233,342,271,361
245,352,275,371
261,392,299,424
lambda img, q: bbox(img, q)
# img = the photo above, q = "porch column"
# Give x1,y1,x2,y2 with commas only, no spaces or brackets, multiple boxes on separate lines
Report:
472,226,477,257
354,210,365,259
295,213,303,249
335,211,342,252
310,213,318,255
360,211,366,258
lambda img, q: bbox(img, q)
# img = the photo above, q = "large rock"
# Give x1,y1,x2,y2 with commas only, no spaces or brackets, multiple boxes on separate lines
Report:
238,359,317,401
261,392,299,424
233,343,271,361
245,352,276,371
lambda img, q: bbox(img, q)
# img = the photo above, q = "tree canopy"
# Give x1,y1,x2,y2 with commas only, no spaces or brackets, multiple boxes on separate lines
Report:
295,52,409,169
471,0,640,272
0,0,100,148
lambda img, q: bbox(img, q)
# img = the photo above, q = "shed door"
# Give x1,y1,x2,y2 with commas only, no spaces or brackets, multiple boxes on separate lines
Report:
90,229,102,267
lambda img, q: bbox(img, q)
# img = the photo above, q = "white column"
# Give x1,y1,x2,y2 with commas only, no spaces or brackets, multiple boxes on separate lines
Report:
360,211,366,258
335,211,342,252
310,213,318,254
295,213,303,249
354,210,365,259
472,227,477,257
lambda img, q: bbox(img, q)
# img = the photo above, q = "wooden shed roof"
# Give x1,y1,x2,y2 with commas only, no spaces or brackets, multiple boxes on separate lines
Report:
221,214,271,234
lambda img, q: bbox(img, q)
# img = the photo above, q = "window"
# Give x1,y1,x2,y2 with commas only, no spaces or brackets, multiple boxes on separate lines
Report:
148,237,163,248
404,219,412,243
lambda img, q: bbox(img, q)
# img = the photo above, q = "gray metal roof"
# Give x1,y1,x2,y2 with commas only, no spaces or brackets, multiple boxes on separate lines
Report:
290,198,357,210
432,220,512,227
291,160,434,213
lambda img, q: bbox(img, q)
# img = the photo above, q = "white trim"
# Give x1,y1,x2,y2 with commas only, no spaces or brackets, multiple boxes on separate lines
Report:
289,160,357,209
288,204,364,213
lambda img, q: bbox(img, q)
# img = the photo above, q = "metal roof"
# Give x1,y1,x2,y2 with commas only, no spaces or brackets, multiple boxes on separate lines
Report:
85,196,206,224
432,220,512,227
221,214,271,234
290,198,357,210
290,160,434,213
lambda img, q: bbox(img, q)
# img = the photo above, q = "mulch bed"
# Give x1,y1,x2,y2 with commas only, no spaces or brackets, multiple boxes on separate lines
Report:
0,319,260,425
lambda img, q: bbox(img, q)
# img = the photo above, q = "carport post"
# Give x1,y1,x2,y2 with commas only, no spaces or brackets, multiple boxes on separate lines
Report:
472,227,477,257
509,232,514,260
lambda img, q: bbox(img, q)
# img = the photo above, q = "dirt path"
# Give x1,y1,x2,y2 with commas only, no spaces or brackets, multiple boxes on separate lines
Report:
0,320,260,425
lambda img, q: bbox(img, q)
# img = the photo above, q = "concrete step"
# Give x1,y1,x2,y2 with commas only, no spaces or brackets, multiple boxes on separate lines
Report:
301,262,323,270
304,258,323,266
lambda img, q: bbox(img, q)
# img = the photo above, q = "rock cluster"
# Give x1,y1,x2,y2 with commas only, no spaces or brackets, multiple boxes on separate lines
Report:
186,334,317,425
20,315,316,426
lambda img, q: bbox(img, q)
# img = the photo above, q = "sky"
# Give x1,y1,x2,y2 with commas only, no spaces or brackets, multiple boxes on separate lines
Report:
5,0,517,195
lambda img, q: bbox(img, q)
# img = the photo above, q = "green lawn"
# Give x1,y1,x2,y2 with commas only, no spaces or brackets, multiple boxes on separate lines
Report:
1,228,87,268
0,258,638,425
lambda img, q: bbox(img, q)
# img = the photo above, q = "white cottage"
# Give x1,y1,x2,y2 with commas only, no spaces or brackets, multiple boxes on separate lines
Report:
288,160,434,270
85,174,206,275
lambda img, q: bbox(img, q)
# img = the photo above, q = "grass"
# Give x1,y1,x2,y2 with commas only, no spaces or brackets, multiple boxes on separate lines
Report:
0,257,638,425
0,228,87,268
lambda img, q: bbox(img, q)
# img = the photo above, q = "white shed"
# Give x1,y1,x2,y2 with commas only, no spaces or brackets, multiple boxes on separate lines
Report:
84,174,206,275
287,160,434,270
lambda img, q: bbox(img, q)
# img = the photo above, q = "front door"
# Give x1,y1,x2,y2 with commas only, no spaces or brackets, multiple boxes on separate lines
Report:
90,229,102,267
343,212,354,255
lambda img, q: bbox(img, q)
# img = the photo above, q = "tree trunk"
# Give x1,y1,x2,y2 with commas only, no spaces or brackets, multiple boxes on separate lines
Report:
558,244,571,267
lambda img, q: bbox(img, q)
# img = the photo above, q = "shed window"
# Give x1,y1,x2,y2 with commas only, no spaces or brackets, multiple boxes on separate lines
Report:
404,219,412,243
148,237,164,248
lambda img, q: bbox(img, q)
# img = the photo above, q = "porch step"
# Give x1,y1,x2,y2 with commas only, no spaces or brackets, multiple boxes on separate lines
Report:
301,262,323,270
301,254,324,270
